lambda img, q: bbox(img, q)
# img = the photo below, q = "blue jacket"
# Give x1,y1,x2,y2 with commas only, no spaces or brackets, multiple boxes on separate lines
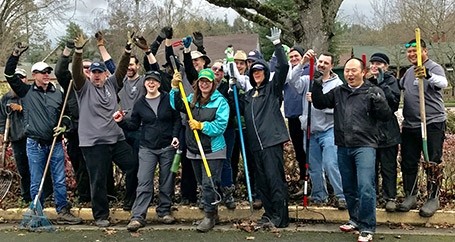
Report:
284,63,310,118
170,88,229,154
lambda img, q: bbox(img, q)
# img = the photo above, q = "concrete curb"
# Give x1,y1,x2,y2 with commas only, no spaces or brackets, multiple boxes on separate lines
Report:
1,206,455,225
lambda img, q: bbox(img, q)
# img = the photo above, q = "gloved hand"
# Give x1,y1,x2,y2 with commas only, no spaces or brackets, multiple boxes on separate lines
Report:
377,67,384,85
66,39,75,49
95,31,105,46
225,46,234,63
192,31,204,50
8,103,22,112
126,31,135,51
368,89,385,103
53,125,67,137
266,27,282,45
313,70,324,84
133,36,149,51
182,36,192,48
74,34,88,50
188,119,204,130
171,71,182,88
229,78,242,91
160,26,173,39
414,66,431,79
12,42,29,56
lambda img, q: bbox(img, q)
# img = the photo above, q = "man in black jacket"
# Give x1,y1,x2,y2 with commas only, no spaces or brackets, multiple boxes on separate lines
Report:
312,57,393,242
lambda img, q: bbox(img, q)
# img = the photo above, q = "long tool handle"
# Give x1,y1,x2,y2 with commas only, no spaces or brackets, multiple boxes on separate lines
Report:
169,56,212,178
230,63,253,210
33,79,74,207
303,57,315,207
415,28,429,162
1,113,11,167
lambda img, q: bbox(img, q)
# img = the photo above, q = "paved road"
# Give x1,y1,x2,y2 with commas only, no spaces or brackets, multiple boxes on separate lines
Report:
1,223,454,242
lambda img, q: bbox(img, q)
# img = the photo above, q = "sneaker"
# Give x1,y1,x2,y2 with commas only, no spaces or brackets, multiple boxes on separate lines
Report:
95,219,110,227
158,214,176,224
339,222,358,232
357,232,373,242
56,206,83,225
336,199,347,210
385,200,397,212
126,220,144,232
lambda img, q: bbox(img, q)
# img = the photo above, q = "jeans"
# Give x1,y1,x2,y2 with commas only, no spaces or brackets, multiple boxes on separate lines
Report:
308,128,344,201
81,141,138,220
221,127,236,187
337,147,376,233
192,158,222,213
131,146,175,222
26,138,67,212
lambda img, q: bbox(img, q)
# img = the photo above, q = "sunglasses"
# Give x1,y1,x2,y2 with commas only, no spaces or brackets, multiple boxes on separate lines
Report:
83,65,90,69
34,70,51,74
17,75,26,79
211,66,223,72
145,70,160,75
405,42,417,48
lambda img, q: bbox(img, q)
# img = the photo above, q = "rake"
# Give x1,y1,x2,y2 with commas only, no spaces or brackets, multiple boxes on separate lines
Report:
0,110,13,203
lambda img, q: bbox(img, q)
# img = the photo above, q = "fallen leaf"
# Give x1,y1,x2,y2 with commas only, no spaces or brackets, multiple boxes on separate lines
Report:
246,236,255,240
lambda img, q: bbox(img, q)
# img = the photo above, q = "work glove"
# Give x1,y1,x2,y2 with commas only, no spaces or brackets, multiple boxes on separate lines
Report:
414,65,431,79
171,71,182,88
182,36,192,48
74,34,88,50
125,31,135,51
95,31,105,46
229,78,242,91
66,39,75,49
8,103,23,112
192,31,205,53
377,68,384,85
225,46,234,63
188,119,204,131
133,35,149,51
266,27,282,45
160,26,173,39
368,88,385,103
12,42,29,56
53,125,67,137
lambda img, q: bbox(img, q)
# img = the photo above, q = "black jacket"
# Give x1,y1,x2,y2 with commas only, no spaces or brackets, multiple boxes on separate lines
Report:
119,92,181,149
312,80,393,148
0,92,26,142
5,55,63,143
238,43,290,151
55,54,79,133
368,71,401,147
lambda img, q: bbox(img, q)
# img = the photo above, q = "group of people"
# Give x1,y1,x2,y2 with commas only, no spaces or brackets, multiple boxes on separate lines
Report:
0,24,447,242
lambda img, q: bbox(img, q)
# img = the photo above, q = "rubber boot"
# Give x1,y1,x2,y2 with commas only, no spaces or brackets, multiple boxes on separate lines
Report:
196,211,217,232
397,173,417,212
419,162,443,217
222,185,236,210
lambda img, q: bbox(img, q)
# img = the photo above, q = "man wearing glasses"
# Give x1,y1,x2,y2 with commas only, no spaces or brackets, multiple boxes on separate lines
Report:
4,42,82,224
398,39,447,217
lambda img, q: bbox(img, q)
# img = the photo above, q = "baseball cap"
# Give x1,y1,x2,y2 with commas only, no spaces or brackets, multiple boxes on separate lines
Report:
89,61,107,72
251,64,265,70
31,62,53,72
198,68,215,82
15,68,27,77
246,50,263,62
144,71,161,83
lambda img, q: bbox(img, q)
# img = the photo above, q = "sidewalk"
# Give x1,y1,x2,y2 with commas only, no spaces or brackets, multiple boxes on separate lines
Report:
1,205,455,225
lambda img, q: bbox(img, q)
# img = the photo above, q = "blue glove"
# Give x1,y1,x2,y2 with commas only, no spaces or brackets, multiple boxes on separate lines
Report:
182,36,193,48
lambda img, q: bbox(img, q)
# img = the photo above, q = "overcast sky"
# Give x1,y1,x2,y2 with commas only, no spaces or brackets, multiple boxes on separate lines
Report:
46,0,373,44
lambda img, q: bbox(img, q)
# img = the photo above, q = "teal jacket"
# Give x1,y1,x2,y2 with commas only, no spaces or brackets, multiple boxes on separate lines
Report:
170,88,229,154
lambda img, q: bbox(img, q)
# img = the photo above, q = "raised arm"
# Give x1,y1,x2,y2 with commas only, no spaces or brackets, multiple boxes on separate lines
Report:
265,27,289,96
72,34,89,91
4,43,30,98
55,40,74,91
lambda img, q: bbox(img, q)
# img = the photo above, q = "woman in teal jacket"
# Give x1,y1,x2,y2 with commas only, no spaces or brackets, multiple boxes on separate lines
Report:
170,68,229,232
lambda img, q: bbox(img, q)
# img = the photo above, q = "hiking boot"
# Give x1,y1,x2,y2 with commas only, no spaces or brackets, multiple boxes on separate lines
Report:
95,219,110,227
397,195,417,212
385,199,397,212
196,211,217,232
419,198,440,217
158,214,176,224
253,199,263,210
339,222,358,232
222,185,236,210
336,199,347,210
357,232,373,242
56,206,82,225
126,220,144,232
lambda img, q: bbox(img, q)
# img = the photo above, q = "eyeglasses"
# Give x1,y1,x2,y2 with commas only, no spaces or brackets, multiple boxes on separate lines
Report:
34,70,51,74
211,66,223,72
405,42,417,48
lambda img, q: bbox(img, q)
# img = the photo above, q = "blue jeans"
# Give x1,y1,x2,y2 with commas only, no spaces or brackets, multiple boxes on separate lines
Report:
26,138,67,212
221,127,235,187
308,128,344,201
338,147,376,233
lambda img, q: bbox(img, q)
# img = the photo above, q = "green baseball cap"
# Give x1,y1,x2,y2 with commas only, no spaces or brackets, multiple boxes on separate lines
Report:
198,68,215,82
